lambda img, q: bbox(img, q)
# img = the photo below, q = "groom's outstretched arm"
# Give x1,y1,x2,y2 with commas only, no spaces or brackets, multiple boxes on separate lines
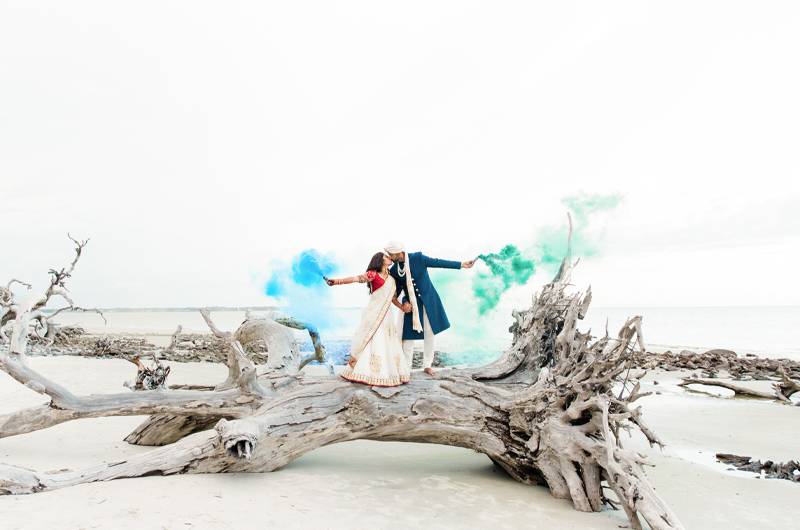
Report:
422,254,463,269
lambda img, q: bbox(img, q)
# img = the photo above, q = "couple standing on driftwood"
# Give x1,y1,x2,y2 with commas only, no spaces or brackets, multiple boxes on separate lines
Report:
326,242,476,387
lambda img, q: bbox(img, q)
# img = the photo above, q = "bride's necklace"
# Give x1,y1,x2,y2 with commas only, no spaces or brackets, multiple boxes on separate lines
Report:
397,260,406,277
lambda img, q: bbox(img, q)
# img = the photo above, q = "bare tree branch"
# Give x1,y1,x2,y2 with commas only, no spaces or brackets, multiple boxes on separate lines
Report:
6,279,32,291
199,309,231,340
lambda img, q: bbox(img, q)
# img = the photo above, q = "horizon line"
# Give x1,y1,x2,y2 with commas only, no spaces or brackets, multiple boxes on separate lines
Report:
50,304,800,313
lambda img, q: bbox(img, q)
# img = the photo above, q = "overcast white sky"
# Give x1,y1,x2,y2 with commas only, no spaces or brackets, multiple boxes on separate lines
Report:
1,1,798,309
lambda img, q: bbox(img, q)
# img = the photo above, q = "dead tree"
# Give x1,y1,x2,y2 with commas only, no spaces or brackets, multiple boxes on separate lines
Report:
634,348,800,383
0,235,103,344
679,368,799,405
0,236,684,530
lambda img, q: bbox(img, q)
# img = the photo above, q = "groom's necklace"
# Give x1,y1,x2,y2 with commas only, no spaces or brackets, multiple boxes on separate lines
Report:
397,261,406,277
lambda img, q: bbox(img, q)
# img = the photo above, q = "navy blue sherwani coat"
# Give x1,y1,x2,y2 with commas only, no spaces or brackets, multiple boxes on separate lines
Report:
389,252,462,341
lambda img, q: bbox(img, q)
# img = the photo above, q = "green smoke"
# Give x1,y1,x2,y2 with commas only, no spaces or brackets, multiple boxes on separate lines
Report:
471,192,622,315
538,192,624,266
473,245,536,315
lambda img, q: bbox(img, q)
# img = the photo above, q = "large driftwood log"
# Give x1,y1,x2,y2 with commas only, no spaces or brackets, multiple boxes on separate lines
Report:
679,369,799,404
124,310,327,445
0,236,684,529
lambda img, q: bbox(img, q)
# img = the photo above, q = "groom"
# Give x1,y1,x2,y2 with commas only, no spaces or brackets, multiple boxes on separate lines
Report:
384,241,475,375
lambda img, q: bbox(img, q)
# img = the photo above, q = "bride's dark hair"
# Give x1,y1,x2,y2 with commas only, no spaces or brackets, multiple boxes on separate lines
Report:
365,252,386,293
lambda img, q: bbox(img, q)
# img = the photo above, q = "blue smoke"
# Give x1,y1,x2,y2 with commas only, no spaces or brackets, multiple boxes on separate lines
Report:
264,249,340,332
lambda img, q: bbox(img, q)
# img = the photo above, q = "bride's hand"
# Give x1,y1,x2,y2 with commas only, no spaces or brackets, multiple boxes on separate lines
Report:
347,356,357,368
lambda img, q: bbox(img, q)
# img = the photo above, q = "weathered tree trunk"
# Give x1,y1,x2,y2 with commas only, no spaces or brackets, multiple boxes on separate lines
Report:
0,235,684,529
679,370,799,404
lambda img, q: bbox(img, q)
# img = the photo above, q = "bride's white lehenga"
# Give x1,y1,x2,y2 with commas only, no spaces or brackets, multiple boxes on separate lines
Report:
340,274,410,387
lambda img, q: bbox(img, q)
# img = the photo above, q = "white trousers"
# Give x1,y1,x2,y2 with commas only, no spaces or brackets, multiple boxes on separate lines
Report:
402,307,435,369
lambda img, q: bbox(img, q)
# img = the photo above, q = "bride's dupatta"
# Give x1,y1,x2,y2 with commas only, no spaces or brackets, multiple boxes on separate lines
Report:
350,275,396,358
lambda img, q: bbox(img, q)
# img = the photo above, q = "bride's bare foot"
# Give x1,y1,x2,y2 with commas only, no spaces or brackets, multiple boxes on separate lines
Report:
423,367,436,376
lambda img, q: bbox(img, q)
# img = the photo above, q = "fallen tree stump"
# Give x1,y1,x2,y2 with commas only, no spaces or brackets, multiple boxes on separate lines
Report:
678,377,786,401
716,453,800,483
634,349,800,381
678,367,799,404
0,232,685,529
637,348,800,405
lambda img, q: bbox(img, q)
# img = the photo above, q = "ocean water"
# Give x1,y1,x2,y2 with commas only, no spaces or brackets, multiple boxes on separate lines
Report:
52,305,800,365
580,306,800,360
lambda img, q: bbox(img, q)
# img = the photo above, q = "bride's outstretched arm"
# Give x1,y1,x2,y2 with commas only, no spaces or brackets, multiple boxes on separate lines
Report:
326,274,369,286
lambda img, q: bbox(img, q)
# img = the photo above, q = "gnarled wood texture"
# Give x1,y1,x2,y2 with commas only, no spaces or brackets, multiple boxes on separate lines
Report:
0,236,684,530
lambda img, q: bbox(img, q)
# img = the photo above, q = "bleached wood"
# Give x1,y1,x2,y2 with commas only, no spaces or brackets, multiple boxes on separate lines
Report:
0,234,686,530
679,377,793,402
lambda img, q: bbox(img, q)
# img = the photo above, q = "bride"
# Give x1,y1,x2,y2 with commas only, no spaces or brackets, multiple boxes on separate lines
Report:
326,252,411,387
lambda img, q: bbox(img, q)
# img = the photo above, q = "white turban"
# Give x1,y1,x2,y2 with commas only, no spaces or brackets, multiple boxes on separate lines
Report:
384,241,405,254
383,241,423,333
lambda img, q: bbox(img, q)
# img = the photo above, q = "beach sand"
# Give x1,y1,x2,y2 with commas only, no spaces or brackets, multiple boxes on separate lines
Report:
1,357,797,530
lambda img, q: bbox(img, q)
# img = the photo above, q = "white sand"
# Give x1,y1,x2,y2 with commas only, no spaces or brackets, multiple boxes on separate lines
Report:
1,358,797,530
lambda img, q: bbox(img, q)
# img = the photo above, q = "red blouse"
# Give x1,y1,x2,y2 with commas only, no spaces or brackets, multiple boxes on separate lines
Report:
365,270,386,292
